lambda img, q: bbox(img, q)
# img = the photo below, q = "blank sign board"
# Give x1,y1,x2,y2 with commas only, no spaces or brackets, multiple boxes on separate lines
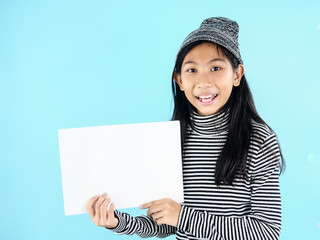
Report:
58,121,184,215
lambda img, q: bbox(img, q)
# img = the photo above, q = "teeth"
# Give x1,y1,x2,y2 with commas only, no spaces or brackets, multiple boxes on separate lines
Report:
199,95,213,99
197,94,217,102
197,94,218,102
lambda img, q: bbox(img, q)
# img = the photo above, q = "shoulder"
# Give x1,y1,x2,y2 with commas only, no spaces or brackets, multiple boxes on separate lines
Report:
251,120,274,141
250,119,278,150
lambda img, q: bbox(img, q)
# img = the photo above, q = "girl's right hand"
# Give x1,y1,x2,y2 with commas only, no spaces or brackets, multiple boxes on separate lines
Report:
87,193,119,229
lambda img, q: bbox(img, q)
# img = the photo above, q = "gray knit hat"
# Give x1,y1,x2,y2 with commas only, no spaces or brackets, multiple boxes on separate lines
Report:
177,17,243,64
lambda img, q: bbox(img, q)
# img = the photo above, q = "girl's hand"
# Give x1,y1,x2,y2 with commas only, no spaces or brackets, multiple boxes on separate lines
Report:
87,193,119,229
139,198,182,227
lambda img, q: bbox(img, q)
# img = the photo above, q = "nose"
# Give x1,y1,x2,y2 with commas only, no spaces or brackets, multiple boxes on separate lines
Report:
196,72,213,88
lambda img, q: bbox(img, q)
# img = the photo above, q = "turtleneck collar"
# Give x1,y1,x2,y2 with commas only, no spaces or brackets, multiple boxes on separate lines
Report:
189,108,230,135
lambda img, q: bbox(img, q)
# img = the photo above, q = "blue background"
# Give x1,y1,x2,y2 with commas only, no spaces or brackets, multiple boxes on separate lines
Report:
1,0,319,239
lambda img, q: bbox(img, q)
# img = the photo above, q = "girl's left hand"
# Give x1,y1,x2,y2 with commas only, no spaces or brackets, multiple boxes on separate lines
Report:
139,198,182,227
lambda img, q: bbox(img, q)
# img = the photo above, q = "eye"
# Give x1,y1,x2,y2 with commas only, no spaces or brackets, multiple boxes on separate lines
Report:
211,67,220,71
186,68,197,73
187,68,197,73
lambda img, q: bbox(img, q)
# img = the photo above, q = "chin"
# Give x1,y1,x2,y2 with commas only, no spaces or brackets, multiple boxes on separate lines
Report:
198,109,218,116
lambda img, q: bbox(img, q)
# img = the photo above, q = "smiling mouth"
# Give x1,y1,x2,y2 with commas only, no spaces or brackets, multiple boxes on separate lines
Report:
196,94,218,103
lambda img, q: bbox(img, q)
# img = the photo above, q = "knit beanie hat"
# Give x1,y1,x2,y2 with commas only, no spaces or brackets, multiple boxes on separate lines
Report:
177,17,243,64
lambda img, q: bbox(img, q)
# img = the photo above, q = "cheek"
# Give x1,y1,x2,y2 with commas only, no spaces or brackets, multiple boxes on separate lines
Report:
181,83,196,102
219,82,234,98
180,79,193,91
184,89,195,100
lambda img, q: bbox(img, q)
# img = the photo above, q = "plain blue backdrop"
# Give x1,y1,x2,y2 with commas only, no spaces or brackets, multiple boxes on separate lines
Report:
1,0,319,239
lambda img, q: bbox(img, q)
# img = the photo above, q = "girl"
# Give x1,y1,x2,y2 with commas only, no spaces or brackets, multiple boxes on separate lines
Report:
87,17,285,240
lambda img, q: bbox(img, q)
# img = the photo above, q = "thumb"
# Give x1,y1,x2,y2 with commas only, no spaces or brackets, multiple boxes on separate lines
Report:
106,202,119,229
108,202,116,218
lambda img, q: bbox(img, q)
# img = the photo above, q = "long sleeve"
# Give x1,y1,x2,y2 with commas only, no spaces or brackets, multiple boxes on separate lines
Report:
109,210,177,238
177,133,282,240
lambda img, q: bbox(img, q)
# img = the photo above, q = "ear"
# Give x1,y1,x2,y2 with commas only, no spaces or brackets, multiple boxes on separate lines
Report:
173,70,184,91
233,64,245,87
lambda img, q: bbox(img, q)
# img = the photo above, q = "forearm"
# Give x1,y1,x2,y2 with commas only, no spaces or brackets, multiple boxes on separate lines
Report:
109,210,176,238
178,205,281,240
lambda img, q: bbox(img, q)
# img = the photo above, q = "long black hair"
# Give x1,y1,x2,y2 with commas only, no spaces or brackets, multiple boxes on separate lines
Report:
171,40,285,185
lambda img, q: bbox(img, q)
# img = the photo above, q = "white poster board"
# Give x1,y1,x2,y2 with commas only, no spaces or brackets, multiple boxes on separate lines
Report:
58,121,184,215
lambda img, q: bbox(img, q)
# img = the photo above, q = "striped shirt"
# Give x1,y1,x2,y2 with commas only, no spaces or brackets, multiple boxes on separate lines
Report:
110,109,282,239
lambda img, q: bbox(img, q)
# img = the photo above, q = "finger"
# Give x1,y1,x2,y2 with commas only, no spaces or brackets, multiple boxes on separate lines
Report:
140,199,163,210
87,195,99,218
100,198,111,220
147,204,163,217
95,194,108,221
155,216,164,226
108,202,116,218
100,198,111,222
96,194,108,209
139,202,151,209
151,211,163,221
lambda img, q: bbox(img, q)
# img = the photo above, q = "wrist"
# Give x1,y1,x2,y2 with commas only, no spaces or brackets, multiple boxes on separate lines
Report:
108,210,127,232
106,216,119,230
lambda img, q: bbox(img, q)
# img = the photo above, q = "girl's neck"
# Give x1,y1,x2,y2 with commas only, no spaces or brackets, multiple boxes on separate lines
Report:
190,108,229,135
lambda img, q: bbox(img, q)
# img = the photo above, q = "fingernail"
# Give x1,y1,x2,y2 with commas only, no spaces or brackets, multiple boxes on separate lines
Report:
139,205,143,209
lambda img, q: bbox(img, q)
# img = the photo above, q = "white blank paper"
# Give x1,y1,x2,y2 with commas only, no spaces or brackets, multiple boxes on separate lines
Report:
58,121,183,215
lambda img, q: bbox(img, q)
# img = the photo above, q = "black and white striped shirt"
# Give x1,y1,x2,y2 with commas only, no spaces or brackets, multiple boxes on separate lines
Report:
111,109,282,239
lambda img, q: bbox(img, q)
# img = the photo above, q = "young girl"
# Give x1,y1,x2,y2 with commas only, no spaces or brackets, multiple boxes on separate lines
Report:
87,17,285,240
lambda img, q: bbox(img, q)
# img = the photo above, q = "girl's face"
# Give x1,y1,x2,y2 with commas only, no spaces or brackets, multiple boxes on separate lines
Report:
174,43,244,116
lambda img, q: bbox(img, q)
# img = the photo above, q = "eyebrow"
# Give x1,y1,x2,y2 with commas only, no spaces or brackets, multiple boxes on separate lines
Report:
183,58,225,66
